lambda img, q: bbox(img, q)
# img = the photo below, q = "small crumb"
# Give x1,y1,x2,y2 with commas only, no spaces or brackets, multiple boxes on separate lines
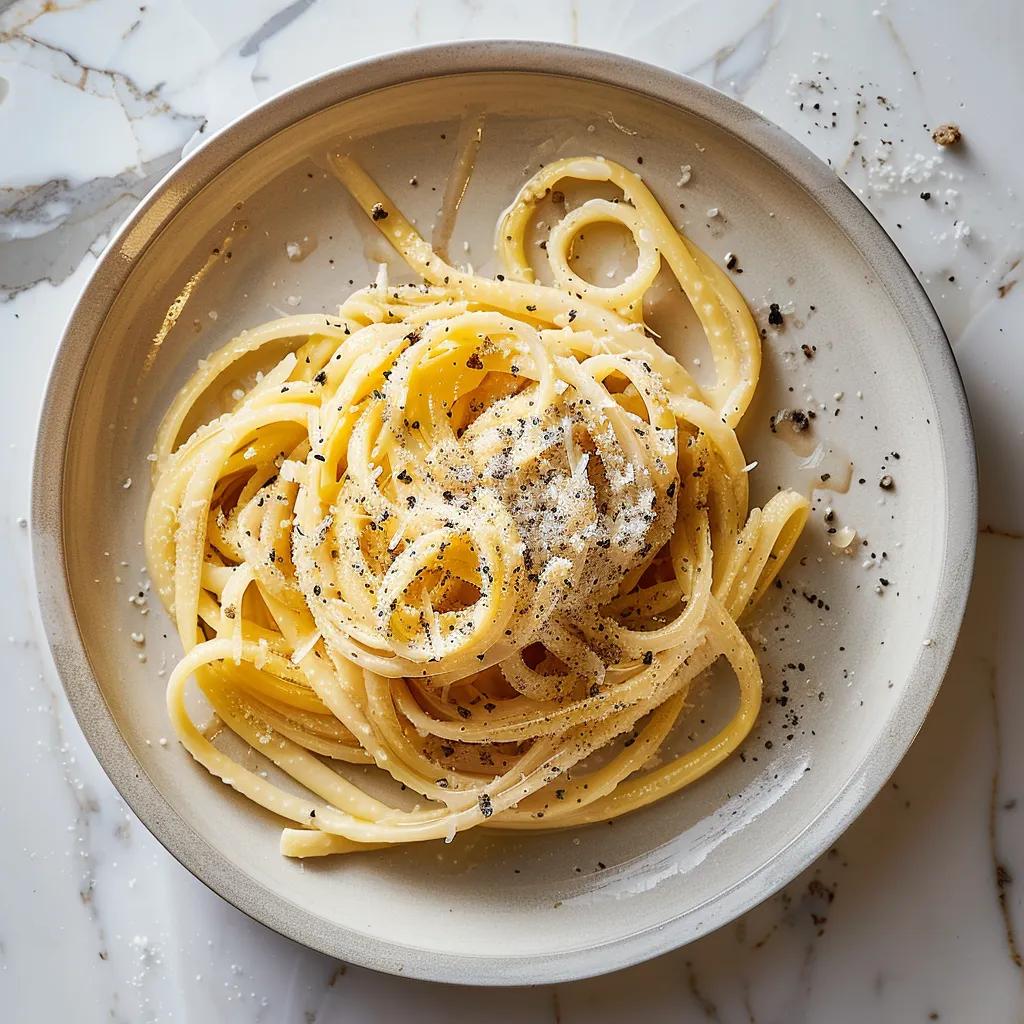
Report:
676,164,692,186
706,206,719,218
931,123,962,147
122,477,132,490
768,303,784,327
879,474,894,489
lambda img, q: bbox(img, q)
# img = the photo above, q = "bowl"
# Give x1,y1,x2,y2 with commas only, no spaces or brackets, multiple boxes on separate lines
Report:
31,41,976,984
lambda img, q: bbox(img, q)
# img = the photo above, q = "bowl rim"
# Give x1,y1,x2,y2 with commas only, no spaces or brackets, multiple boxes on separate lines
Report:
31,39,977,986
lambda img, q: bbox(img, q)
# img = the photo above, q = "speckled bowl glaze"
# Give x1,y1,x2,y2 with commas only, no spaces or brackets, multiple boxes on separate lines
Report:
32,42,976,985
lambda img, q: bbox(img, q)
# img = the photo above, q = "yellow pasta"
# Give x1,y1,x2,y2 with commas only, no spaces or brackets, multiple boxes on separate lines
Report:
145,154,809,858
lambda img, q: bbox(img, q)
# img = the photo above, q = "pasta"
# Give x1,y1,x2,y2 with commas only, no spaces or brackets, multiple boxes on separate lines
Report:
145,153,809,858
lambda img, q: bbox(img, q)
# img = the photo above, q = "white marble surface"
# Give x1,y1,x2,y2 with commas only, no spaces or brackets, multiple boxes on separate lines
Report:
1,0,1022,1020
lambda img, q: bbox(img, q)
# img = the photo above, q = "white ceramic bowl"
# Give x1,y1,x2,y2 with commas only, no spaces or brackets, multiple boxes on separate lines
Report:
32,42,976,984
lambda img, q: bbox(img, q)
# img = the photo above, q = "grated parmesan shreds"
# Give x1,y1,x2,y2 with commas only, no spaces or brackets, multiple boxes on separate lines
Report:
562,415,580,475
314,514,334,544
456,387,672,660
290,630,322,665
254,638,270,670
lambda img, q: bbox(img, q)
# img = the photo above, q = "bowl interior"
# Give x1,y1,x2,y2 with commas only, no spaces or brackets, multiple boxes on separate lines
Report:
55,68,960,978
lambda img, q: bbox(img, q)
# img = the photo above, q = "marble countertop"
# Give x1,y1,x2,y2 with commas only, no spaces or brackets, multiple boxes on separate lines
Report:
2,1,1022,1020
